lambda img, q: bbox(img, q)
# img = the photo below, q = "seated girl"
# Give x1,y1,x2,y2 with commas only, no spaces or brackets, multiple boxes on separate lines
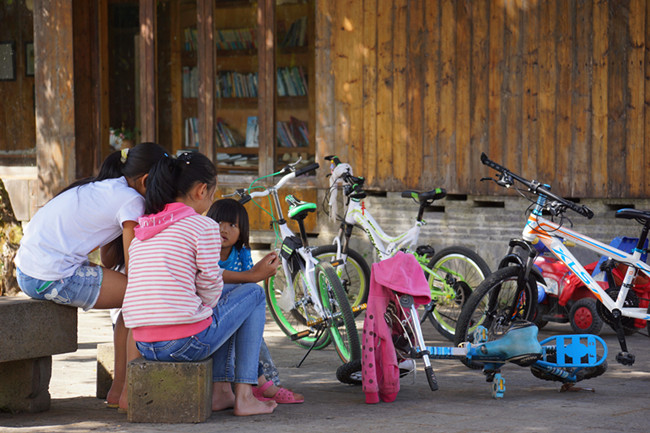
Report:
207,198,304,404
122,152,276,416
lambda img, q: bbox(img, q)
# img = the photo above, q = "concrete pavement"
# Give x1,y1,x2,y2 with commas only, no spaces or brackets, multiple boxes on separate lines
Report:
1,308,650,432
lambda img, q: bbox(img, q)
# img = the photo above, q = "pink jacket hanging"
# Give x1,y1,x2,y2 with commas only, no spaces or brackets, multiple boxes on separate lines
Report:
362,251,431,404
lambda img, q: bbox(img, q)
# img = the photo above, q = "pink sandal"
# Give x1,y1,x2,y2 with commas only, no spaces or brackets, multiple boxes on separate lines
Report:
252,380,304,404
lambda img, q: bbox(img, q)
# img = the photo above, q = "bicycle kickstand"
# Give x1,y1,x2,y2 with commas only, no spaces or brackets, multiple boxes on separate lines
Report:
612,312,635,366
295,325,327,368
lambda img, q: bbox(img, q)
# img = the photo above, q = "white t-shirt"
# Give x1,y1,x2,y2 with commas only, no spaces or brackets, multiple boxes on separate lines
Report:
15,177,145,280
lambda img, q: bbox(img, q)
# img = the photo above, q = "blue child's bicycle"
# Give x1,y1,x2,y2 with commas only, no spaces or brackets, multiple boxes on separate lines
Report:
337,288,608,398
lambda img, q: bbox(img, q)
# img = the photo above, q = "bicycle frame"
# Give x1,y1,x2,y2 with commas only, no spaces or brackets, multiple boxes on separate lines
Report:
523,197,650,321
248,172,326,319
339,197,423,261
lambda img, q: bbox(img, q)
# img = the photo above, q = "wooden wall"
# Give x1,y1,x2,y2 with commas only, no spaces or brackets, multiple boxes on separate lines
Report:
0,1,35,166
316,0,650,199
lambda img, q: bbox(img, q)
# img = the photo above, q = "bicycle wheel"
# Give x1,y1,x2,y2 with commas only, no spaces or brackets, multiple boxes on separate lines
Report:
311,244,371,312
454,265,538,369
317,262,361,363
265,265,331,350
424,246,491,341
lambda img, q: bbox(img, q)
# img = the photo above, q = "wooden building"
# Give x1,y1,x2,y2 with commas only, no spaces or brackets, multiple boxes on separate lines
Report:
0,0,648,239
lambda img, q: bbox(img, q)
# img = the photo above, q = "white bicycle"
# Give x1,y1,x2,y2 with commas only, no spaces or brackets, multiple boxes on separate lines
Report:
229,160,361,364
320,155,491,341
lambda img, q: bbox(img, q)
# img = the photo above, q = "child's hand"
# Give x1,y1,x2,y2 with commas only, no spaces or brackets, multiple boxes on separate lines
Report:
252,252,279,280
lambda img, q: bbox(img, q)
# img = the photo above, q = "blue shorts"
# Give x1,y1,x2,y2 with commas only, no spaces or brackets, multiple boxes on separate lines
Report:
16,265,103,311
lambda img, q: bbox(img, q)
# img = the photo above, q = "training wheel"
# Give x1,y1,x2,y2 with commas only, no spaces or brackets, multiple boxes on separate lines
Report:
492,373,505,398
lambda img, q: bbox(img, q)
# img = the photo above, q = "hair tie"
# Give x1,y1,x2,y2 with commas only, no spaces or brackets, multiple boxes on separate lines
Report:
120,148,129,163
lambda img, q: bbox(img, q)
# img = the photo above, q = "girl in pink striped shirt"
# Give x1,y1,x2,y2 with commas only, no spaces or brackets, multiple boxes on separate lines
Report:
123,152,275,416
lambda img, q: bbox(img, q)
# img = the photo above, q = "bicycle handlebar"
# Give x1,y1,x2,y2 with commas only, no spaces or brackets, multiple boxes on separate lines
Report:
295,162,319,177
229,161,319,203
480,152,594,219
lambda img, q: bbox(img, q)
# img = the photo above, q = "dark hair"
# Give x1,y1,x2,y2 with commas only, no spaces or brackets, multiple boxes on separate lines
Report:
56,142,168,196
206,198,250,249
145,151,217,214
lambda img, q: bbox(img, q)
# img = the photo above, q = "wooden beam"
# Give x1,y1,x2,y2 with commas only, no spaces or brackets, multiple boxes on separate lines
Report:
257,0,276,176
198,0,214,161
139,0,156,142
34,0,76,205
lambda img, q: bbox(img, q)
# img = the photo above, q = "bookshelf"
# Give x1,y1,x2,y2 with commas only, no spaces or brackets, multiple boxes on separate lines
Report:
168,0,315,174
213,0,315,174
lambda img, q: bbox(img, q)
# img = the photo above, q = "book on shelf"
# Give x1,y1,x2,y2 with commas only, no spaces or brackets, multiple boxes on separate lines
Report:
277,118,308,148
184,27,198,51
217,71,259,98
215,118,245,148
184,117,199,149
280,16,307,48
216,27,256,51
183,66,199,98
245,116,259,148
276,67,307,97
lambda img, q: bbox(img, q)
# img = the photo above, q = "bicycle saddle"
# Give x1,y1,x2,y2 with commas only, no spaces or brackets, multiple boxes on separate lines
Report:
615,208,650,226
286,194,317,220
401,188,447,205
472,321,542,367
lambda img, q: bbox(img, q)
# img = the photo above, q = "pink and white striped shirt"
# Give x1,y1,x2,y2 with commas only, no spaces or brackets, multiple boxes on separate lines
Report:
122,202,223,342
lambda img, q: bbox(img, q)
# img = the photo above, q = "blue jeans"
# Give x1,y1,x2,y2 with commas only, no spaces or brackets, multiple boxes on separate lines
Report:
221,284,280,384
136,283,266,384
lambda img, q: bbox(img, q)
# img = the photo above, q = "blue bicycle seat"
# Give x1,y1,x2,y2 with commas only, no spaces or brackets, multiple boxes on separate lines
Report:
469,322,542,367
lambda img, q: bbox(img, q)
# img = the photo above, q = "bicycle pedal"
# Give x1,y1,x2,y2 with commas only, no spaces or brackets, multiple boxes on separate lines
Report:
615,351,635,366
290,330,312,341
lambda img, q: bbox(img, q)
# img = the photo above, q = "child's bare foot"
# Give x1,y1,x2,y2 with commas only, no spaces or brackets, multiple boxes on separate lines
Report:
105,381,123,407
233,384,277,416
118,388,128,411
212,382,236,411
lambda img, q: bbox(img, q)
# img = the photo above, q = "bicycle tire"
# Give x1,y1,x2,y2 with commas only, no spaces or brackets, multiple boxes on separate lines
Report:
317,262,361,363
265,265,331,350
336,358,362,385
424,246,491,341
311,244,371,313
454,265,538,369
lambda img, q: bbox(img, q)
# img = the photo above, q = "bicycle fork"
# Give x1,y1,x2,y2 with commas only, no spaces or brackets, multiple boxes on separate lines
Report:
399,295,438,391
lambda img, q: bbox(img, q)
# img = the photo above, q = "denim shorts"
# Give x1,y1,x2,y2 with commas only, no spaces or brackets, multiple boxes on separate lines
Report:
16,265,103,311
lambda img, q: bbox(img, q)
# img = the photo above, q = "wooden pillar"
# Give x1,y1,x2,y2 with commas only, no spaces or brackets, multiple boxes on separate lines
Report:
197,0,214,160
139,0,156,143
257,0,275,176
33,0,76,205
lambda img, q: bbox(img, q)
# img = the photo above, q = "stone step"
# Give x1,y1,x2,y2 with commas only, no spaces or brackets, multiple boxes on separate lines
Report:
127,357,212,423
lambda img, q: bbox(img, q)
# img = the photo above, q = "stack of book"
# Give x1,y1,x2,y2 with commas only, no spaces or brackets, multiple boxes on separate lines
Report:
280,16,307,48
184,27,198,51
216,28,256,50
215,119,245,147
277,66,308,97
184,117,199,149
277,117,308,148
217,71,259,98
182,66,198,98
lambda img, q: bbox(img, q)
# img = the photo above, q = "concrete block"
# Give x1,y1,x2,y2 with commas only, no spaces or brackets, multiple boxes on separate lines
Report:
0,297,77,363
0,356,52,413
96,343,114,400
127,357,212,423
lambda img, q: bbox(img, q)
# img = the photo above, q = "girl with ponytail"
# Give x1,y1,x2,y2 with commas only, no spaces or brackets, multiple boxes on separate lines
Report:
123,151,276,416
15,141,168,408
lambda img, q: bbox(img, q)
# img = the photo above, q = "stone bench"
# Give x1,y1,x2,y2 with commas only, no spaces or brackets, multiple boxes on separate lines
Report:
0,296,77,413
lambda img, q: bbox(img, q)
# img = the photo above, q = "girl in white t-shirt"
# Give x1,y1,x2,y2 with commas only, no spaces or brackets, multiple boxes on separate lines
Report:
15,141,168,408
